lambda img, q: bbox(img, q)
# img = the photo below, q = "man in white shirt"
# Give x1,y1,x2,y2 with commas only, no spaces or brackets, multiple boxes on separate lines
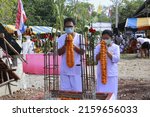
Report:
57,18,84,91
22,35,34,55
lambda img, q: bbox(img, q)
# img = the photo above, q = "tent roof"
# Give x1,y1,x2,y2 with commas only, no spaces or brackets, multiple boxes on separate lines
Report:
125,17,150,30
29,26,57,34
4,25,17,33
92,22,112,31
3,25,58,34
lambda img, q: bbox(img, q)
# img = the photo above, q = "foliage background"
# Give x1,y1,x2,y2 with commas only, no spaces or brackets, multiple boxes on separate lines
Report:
0,0,145,32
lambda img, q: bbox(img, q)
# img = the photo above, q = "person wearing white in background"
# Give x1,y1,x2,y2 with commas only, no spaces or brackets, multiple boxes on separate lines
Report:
57,18,84,91
144,37,150,44
137,37,150,58
15,30,23,49
94,30,120,100
22,35,34,55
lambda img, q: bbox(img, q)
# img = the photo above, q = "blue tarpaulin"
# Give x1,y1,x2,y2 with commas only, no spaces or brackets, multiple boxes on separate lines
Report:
125,17,150,30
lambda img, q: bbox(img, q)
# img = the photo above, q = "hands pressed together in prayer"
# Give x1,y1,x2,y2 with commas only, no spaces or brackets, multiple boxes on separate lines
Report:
96,50,113,61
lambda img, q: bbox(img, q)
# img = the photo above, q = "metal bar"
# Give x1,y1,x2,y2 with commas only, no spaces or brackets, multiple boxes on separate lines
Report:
92,39,96,99
7,82,12,95
89,43,92,91
48,52,51,94
56,42,59,90
0,73,3,84
79,34,85,99
43,32,99,100
0,79,14,87
53,47,55,90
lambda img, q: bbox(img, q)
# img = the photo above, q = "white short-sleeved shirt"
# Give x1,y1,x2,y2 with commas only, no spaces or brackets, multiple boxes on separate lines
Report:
22,36,34,54
137,37,147,44
94,43,120,77
57,33,84,75
144,38,150,44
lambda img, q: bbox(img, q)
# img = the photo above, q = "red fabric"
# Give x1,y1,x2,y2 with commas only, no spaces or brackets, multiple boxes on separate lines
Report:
15,0,27,29
138,26,150,31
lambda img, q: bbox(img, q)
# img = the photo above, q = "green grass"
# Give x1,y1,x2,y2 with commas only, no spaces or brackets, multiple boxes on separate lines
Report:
120,54,137,60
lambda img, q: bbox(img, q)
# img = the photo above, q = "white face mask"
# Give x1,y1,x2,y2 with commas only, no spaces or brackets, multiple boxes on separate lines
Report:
104,39,112,46
65,27,74,34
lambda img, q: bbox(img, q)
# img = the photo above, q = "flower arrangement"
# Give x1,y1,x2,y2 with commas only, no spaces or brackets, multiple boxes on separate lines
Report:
86,27,100,66
88,27,100,46
66,34,74,68
100,40,107,84
30,34,54,53
89,27,96,34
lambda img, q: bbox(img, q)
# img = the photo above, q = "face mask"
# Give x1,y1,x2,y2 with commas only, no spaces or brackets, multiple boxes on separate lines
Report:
104,39,112,46
65,27,74,34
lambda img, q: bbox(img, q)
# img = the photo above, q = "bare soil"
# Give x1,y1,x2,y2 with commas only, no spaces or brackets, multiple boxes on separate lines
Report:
0,54,150,100
118,79,150,100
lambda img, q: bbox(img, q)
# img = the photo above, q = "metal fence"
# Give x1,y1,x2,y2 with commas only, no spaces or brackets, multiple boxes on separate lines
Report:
44,34,111,100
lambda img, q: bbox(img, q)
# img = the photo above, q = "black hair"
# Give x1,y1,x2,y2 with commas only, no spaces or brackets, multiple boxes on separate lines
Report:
102,30,113,37
14,31,18,36
64,17,76,26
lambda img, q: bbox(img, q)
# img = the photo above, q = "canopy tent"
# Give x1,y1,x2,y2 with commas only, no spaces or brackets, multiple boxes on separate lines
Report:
125,17,150,30
3,25,58,34
4,25,17,33
92,22,112,32
29,26,57,34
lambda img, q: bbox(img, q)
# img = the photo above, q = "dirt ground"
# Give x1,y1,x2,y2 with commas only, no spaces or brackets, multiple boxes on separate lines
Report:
0,54,150,100
118,54,150,100
118,79,150,100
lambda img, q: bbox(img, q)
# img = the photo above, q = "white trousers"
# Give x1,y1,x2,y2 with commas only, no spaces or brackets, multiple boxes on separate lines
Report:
97,76,118,100
60,74,82,92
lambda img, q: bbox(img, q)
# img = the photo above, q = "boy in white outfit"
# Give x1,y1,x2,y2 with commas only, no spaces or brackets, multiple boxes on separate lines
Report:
57,18,84,91
94,30,120,99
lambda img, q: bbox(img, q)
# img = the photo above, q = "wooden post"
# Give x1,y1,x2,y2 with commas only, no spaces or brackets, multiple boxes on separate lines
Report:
0,33,27,63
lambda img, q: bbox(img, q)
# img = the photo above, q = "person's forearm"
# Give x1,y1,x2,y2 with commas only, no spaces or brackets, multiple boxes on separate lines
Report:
107,51,113,60
58,45,66,55
74,45,84,55
96,52,100,61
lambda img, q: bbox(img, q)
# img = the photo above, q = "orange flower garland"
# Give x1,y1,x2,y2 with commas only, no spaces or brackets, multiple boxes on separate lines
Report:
100,40,107,84
66,34,74,68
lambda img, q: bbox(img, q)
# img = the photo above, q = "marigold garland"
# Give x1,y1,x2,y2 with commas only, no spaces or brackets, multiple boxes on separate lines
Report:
100,40,107,84
66,34,74,68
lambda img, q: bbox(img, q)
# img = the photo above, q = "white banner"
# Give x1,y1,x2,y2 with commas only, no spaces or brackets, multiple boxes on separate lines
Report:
0,100,149,117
